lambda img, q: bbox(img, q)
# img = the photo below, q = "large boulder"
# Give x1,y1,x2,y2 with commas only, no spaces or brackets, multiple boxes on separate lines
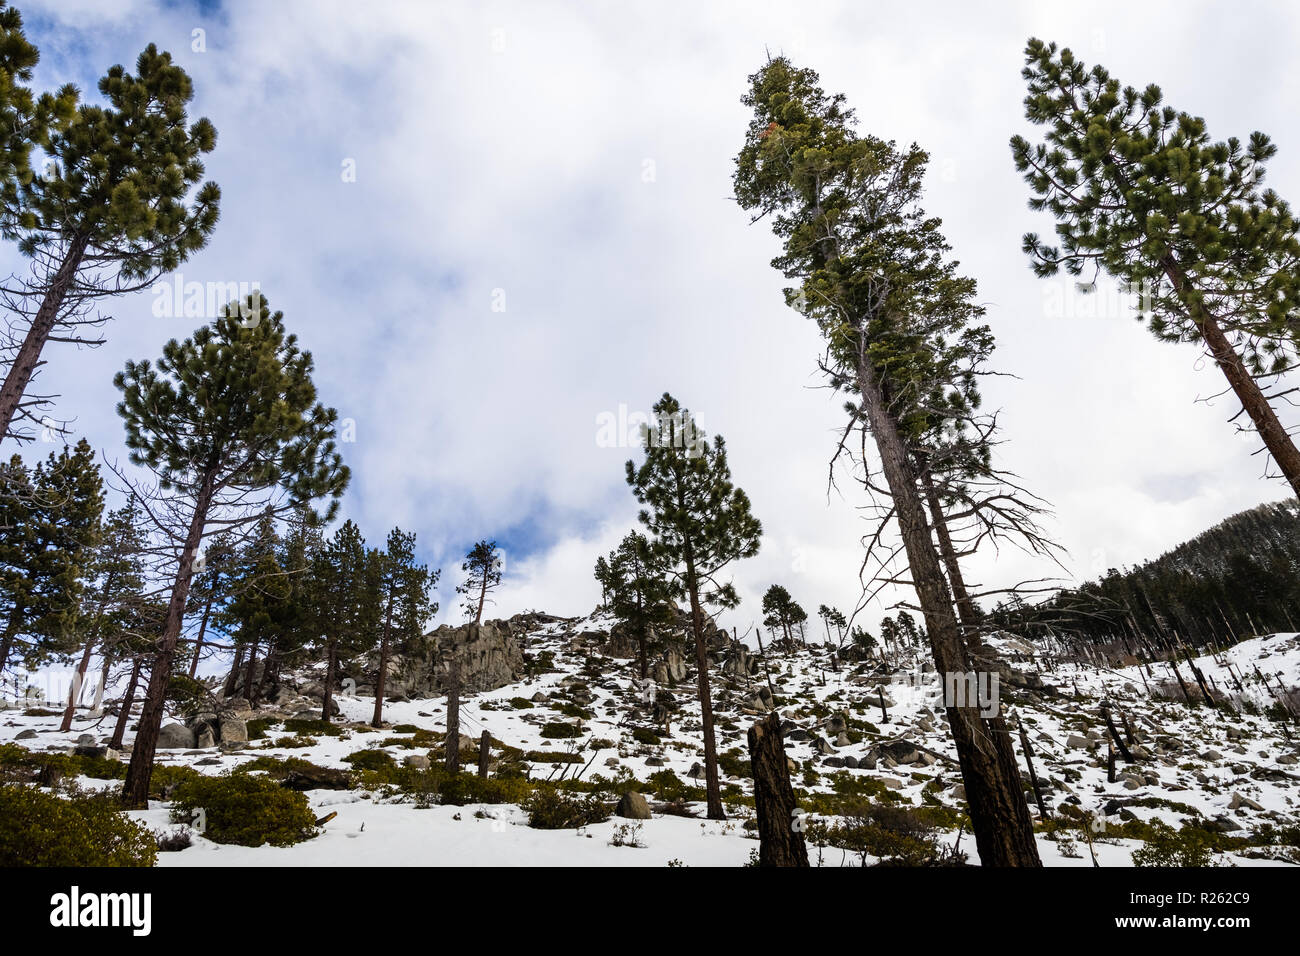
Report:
157,723,196,750
616,791,652,819
219,718,248,745
384,620,525,697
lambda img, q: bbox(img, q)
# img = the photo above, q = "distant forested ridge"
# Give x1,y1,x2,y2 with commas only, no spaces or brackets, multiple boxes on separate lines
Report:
990,500,1300,652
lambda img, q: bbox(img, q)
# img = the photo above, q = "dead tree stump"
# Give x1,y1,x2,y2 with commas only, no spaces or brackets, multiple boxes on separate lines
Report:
747,712,809,867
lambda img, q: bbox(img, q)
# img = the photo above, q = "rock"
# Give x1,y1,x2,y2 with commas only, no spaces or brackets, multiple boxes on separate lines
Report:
813,736,835,755
616,791,652,820
75,733,96,747
195,757,222,766
644,756,665,767
157,723,196,750
1066,734,1091,749
604,757,619,768
1228,792,1265,812
842,755,859,769
530,692,547,703
385,620,526,697
219,718,248,744
15,729,37,740
834,732,851,748
196,727,216,749
404,754,431,770
826,716,848,736
1123,778,1142,790
73,745,106,759
1202,749,1223,762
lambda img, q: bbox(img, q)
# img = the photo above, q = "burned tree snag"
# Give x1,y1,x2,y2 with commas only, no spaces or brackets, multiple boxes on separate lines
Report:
747,712,809,867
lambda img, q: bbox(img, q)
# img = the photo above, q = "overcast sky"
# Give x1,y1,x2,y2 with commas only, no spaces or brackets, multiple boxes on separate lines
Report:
10,0,1300,636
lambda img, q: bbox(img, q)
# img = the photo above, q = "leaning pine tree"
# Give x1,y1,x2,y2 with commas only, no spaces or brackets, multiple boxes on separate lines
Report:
734,57,1041,865
1011,38,1300,498
0,43,219,443
114,294,348,807
626,393,761,820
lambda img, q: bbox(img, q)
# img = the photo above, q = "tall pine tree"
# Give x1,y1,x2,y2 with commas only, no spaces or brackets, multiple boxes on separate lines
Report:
626,393,761,820
114,294,347,806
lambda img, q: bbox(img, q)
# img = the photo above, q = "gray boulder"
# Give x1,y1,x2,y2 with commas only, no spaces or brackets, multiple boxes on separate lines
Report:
616,791,652,820
157,723,196,749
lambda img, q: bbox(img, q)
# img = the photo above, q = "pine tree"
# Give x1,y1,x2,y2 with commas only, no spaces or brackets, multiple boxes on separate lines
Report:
626,392,761,820
305,519,381,721
735,57,1041,865
223,512,290,706
58,497,146,731
457,539,502,624
0,439,103,675
184,530,235,678
0,2,76,212
601,530,674,679
1011,38,1300,497
372,526,437,727
762,584,803,652
0,42,219,443
114,294,347,807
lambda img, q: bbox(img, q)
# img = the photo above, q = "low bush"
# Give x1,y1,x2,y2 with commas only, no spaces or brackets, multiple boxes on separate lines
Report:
0,784,157,866
169,773,319,847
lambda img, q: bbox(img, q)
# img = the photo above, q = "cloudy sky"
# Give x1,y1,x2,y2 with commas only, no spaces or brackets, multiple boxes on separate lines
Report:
9,0,1300,635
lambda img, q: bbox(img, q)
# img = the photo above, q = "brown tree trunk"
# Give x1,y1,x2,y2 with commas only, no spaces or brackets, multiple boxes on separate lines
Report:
122,469,216,808
854,354,1040,866
372,595,394,727
747,712,808,866
222,646,246,698
445,658,460,773
684,546,725,821
60,632,99,732
922,470,979,649
1017,718,1048,822
321,644,337,723
0,235,89,444
188,595,214,679
110,655,144,752
475,572,488,625
477,729,490,779
242,638,260,704
1164,259,1300,499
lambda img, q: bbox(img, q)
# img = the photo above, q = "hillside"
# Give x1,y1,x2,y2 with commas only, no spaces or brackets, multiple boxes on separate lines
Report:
4,612,1298,867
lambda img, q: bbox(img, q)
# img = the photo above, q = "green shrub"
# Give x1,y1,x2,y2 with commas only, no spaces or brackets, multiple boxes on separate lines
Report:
165,675,211,718
1132,821,1220,867
246,717,277,740
0,784,157,866
630,727,661,746
283,718,342,737
524,785,610,829
169,774,319,847
540,722,582,739
343,749,396,772
509,697,534,709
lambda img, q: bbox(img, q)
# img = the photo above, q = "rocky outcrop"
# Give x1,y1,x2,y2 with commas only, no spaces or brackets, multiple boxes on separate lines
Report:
385,619,526,697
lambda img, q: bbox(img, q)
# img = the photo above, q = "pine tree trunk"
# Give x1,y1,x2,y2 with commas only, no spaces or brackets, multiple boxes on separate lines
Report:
189,596,214,679
122,469,216,808
922,470,979,648
477,729,490,779
110,655,143,752
854,353,1040,866
1164,259,1300,499
475,573,488,625
0,235,90,444
372,596,394,728
242,639,260,704
222,646,245,698
684,547,725,821
445,658,460,773
321,644,337,723
60,632,99,732
747,712,808,866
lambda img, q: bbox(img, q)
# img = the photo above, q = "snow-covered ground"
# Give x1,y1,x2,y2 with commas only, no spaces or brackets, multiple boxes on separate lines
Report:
4,616,1298,866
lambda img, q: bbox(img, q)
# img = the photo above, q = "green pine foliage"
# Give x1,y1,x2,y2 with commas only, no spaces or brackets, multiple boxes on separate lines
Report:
0,439,103,673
